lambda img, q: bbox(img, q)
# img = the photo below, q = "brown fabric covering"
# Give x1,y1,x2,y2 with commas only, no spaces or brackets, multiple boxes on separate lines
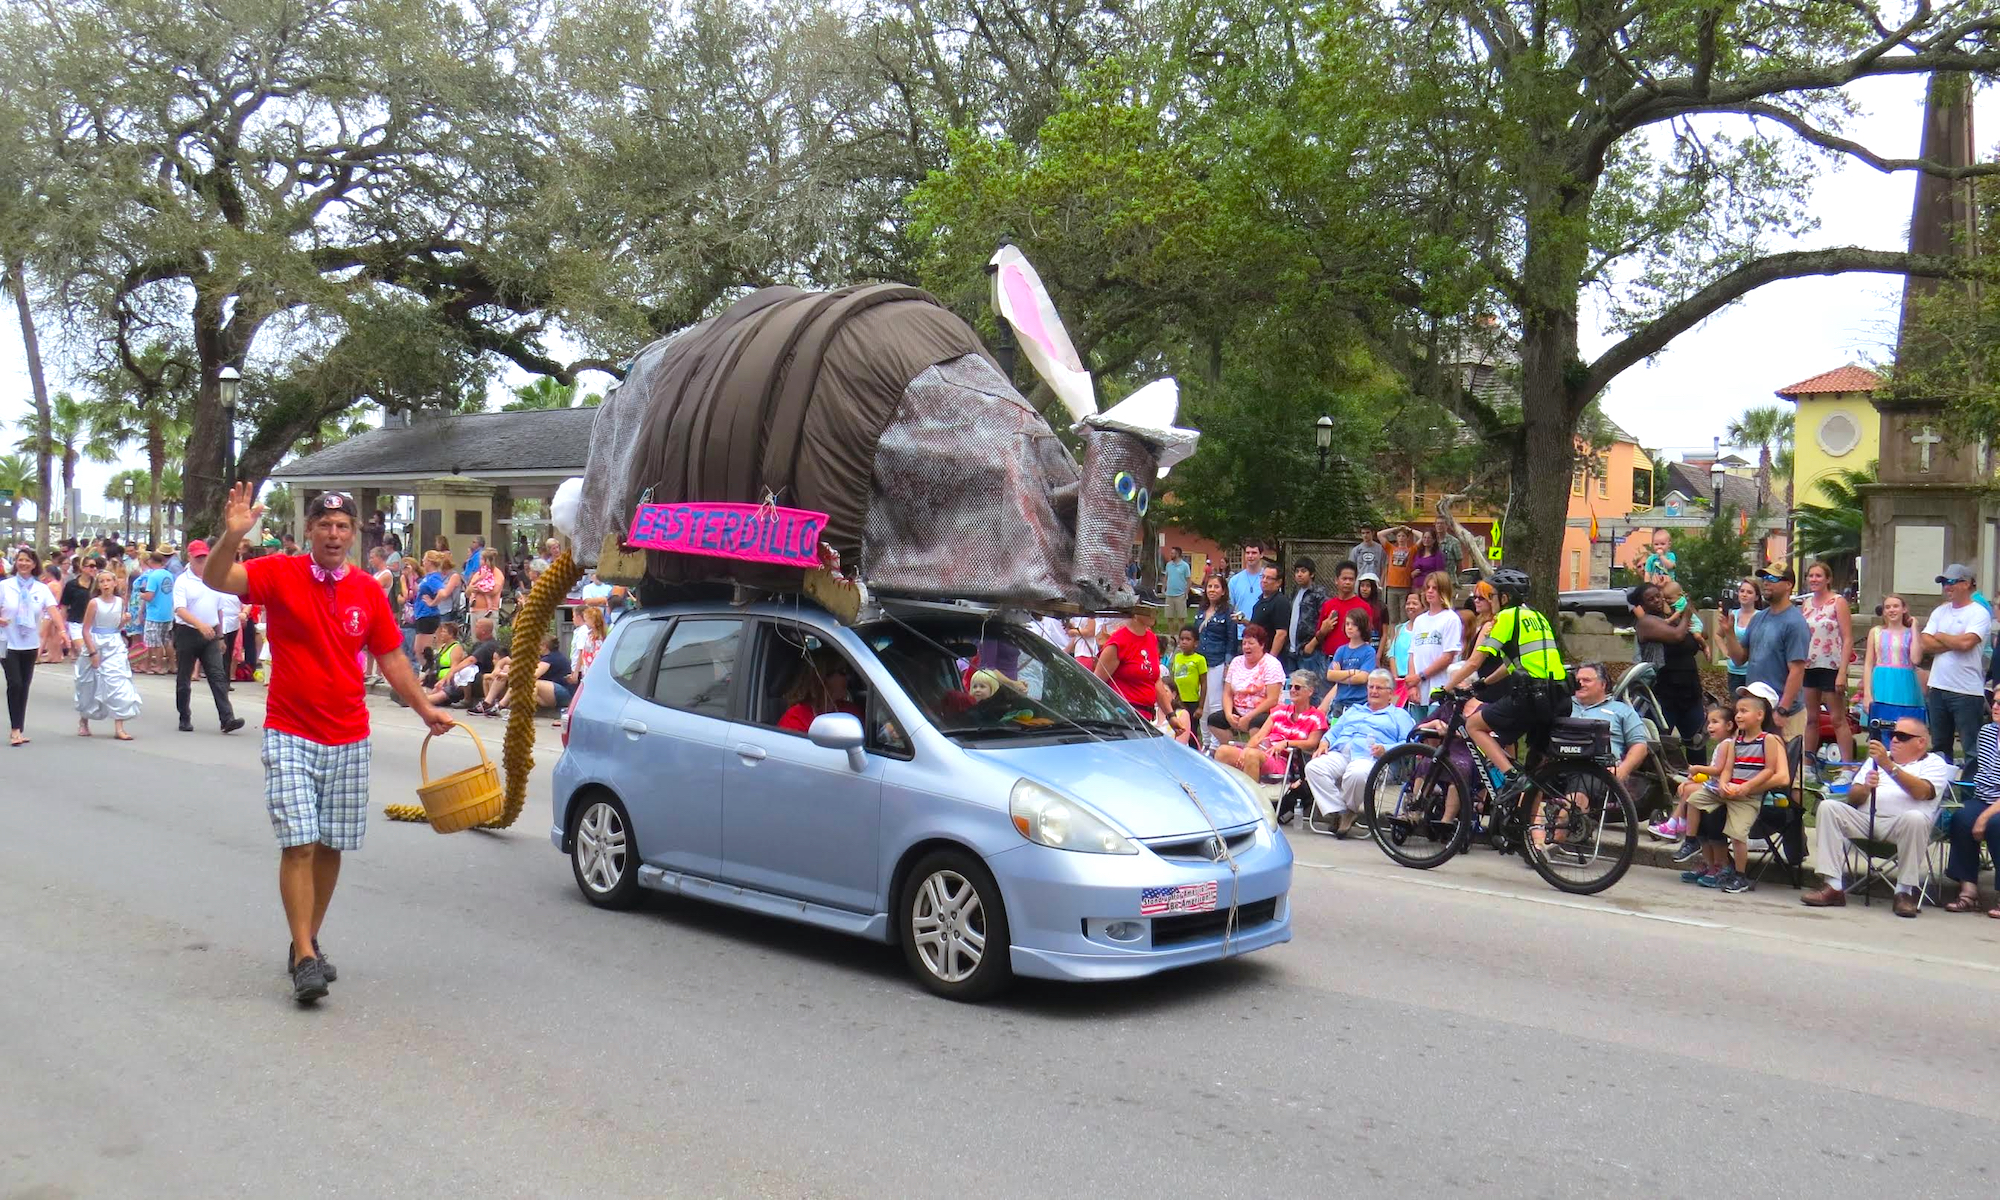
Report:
623,284,994,587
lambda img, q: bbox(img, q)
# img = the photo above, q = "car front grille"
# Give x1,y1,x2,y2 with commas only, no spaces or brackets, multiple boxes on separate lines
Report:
1151,898,1279,948
1143,828,1259,863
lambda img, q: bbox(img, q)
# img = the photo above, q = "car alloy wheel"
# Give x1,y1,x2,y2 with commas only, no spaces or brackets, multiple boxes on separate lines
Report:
570,795,640,909
900,849,1012,1001
912,869,985,983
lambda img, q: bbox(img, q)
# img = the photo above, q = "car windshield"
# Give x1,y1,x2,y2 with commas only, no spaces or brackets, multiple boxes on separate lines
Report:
860,616,1155,744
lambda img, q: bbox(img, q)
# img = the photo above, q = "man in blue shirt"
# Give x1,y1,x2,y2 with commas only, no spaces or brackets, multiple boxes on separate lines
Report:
1162,547,1193,626
1228,541,1265,633
1719,561,1810,739
1303,669,1415,835
1568,662,1650,785
137,552,178,676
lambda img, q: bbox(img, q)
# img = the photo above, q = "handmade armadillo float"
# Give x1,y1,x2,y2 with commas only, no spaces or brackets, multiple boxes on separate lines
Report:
565,248,1197,610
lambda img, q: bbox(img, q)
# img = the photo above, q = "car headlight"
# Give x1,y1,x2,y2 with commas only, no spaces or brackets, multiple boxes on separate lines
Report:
1009,779,1138,854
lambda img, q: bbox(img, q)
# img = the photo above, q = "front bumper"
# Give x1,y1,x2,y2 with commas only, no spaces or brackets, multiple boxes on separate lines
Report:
989,828,1293,982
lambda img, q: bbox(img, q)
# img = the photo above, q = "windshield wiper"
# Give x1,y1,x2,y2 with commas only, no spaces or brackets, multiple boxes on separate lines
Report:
1059,718,1149,738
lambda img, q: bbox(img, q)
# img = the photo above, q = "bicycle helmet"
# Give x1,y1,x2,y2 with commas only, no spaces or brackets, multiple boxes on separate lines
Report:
1490,567,1531,600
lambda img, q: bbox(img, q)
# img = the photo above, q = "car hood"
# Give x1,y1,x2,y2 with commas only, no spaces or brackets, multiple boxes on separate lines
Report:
966,736,1264,839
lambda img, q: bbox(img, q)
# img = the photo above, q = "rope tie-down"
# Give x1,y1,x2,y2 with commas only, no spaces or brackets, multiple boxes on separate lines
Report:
383,548,586,828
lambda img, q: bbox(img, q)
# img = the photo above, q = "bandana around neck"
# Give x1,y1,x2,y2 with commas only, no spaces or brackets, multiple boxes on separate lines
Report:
310,562,350,583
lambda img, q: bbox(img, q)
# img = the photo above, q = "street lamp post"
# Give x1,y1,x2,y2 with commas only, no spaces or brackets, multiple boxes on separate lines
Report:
123,478,133,545
218,366,241,486
1709,459,1726,515
1314,415,1334,471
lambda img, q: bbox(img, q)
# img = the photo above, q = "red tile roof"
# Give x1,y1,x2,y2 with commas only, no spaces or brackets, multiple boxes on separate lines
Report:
1775,365,1883,397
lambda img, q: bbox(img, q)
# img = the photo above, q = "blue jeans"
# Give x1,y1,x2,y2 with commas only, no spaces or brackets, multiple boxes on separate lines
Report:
1927,688,1988,766
1947,796,2000,887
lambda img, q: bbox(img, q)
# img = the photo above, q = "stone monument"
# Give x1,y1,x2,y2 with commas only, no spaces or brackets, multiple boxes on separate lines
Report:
1860,72,1999,624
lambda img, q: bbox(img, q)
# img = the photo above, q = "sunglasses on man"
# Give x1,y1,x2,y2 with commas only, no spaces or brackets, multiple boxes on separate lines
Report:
1889,729,1922,743
1755,572,1785,583
1940,577,1968,587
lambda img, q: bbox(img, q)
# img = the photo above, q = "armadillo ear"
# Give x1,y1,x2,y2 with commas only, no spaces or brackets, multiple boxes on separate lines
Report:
989,244,1096,424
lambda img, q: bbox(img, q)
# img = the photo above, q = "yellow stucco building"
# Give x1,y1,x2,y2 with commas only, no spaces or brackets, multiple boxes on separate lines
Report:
1777,365,1883,509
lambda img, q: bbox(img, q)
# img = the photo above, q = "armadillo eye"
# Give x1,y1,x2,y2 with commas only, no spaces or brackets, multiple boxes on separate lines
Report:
1113,471,1137,502
1135,488,1150,516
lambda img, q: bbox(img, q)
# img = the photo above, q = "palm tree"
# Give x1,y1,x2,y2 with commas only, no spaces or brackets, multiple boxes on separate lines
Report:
0,452,38,544
158,465,184,541
103,468,151,543
263,483,294,526
83,348,194,549
15,392,118,537
1724,405,1794,514
503,377,602,411
1795,463,1875,581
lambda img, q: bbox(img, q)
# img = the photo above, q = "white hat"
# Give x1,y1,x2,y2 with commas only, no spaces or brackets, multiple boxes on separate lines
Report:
1734,681,1781,709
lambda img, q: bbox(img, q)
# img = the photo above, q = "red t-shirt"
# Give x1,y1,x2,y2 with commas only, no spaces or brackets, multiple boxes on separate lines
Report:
1101,622,1162,713
1317,594,1374,642
245,555,402,745
778,699,862,733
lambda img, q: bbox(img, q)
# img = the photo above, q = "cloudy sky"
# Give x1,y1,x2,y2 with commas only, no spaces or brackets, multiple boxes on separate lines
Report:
1,72,1991,519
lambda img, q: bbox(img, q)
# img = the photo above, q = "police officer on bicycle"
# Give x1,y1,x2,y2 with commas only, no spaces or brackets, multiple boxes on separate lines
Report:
1443,567,1571,786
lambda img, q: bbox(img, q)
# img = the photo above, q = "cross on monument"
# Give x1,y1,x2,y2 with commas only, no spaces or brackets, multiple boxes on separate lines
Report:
1912,425,1942,472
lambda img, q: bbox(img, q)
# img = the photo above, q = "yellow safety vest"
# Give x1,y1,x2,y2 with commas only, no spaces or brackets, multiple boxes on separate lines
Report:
1477,604,1566,681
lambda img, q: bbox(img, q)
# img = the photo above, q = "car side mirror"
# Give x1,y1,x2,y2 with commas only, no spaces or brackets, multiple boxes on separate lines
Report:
808,712,868,771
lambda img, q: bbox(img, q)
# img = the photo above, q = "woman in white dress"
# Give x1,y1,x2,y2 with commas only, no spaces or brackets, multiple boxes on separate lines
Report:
75,569,141,740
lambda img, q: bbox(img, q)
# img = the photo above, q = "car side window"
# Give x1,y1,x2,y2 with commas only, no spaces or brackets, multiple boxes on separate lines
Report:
755,622,910,758
608,619,666,694
650,618,740,719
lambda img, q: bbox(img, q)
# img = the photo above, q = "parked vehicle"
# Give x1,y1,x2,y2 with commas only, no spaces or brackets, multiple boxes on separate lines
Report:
1558,589,1639,629
552,600,1293,1000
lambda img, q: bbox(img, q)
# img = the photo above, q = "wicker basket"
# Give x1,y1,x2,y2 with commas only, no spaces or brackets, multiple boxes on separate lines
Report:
417,721,505,834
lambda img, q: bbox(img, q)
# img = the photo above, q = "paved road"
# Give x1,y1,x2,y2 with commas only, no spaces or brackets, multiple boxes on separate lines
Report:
5,675,1999,1199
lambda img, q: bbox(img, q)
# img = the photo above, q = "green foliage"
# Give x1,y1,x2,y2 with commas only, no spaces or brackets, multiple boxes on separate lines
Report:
1795,463,1875,570
504,378,603,411
1725,404,1795,510
1672,505,1760,610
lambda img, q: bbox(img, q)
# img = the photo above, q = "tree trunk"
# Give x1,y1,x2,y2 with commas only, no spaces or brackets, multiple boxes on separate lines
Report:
1509,321,1581,619
6,260,53,553
146,429,164,549
60,452,75,540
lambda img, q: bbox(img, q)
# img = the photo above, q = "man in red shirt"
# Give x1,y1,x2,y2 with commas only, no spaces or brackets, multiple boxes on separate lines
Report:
204,484,453,1003
1311,561,1372,652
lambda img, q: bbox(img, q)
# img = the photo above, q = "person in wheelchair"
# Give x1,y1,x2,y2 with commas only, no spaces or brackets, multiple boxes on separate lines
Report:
1216,670,1328,795
1441,567,1570,787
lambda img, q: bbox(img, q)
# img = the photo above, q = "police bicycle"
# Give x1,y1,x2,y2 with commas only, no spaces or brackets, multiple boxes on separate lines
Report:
1361,687,1638,895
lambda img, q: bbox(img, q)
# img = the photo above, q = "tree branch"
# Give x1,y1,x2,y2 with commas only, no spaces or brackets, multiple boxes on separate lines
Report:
1584,247,1983,398
1736,99,2000,179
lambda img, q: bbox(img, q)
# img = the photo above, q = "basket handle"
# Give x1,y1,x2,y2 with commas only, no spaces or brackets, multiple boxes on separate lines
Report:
421,719,493,785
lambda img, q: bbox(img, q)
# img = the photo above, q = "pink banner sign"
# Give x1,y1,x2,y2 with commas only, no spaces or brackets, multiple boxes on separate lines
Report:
626,502,827,569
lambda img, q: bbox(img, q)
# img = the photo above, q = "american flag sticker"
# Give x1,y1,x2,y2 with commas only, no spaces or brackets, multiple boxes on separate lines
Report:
1139,881,1219,916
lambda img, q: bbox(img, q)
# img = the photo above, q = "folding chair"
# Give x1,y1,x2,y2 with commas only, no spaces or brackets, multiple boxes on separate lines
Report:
1924,780,1973,906
1748,736,1808,888
1267,749,1313,826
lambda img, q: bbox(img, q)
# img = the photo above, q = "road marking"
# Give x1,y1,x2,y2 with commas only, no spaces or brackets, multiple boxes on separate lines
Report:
1294,858,2000,978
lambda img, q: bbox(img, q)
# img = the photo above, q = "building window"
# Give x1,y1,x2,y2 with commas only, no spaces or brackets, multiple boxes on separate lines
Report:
1817,411,1862,457
1631,466,1653,510
1597,457,1609,497
1569,549,1582,590
1572,467,1585,496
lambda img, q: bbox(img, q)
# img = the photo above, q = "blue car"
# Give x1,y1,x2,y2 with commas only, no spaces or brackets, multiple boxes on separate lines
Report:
551,601,1292,1000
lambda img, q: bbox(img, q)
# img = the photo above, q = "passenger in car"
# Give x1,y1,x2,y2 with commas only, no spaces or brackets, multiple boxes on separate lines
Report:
777,651,864,733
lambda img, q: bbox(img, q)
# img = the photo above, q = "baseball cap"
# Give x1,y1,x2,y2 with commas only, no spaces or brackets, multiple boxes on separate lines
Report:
1734,681,1781,708
1287,669,1317,688
1936,563,1976,586
1756,561,1795,583
185,539,210,559
305,491,356,522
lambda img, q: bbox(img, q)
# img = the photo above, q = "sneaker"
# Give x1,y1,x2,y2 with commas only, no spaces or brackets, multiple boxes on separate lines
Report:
1720,870,1755,894
290,955,329,1003
1696,867,1728,889
1671,838,1703,864
177,718,194,732
1680,865,1717,884
1645,817,1677,840
288,940,337,984
220,716,246,734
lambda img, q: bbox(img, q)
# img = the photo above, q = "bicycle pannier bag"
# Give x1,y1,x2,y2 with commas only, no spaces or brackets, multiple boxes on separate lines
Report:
1548,716,1613,763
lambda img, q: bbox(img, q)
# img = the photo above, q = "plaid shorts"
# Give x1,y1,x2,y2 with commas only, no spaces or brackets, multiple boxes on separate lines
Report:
262,729,373,851
143,620,172,648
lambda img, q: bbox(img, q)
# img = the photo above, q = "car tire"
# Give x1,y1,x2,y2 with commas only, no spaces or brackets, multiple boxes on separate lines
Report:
900,849,1013,1002
570,793,641,910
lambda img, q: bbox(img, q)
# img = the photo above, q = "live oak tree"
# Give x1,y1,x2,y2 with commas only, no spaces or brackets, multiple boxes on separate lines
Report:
914,0,2000,610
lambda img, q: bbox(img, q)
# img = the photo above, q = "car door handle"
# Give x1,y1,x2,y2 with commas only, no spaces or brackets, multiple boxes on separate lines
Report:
620,718,649,736
734,743,768,762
